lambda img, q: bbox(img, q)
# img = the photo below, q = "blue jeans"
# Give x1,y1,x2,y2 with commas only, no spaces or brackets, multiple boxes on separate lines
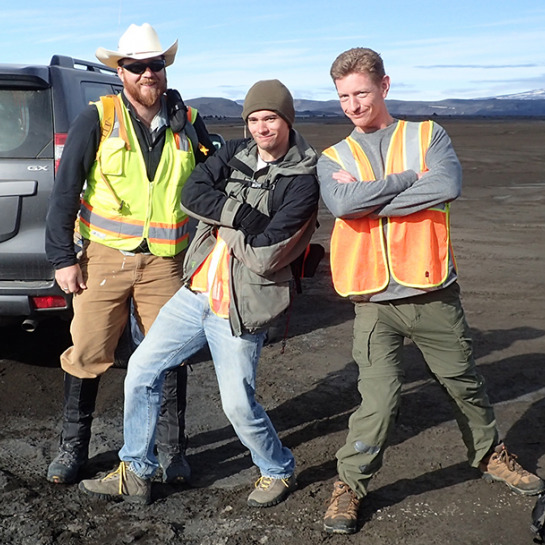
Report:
119,286,295,480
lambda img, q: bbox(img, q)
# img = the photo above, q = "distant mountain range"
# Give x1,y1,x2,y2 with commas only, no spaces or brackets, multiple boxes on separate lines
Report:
187,89,545,118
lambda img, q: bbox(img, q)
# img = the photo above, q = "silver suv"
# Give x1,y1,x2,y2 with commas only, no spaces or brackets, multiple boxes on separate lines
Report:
0,55,122,331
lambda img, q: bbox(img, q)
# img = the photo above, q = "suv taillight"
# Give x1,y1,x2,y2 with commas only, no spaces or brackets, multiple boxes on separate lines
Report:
54,133,67,173
31,296,68,309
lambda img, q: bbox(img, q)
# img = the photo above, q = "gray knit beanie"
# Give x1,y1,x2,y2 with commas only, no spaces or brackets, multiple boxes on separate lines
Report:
241,79,295,127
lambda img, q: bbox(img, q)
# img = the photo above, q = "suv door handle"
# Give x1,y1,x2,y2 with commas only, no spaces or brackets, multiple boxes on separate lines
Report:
0,181,37,197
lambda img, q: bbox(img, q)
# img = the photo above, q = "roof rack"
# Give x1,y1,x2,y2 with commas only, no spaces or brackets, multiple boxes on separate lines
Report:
49,55,117,75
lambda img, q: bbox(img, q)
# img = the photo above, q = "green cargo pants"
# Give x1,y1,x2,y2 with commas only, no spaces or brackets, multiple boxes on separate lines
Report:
337,282,498,498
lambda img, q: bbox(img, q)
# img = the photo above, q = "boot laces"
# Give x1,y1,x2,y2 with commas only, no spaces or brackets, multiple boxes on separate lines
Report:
103,461,129,495
327,482,359,515
254,476,290,490
498,447,527,475
56,449,80,465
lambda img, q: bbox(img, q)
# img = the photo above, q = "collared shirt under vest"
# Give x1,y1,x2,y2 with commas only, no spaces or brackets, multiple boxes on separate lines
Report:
323,120,454,297
78,95,196,257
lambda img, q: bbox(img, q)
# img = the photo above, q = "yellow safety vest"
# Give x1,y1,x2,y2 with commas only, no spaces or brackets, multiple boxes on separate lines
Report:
78,95,196,256
324,120,452,297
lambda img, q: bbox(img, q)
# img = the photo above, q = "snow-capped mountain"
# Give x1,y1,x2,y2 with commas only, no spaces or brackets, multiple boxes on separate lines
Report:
495,89,545,100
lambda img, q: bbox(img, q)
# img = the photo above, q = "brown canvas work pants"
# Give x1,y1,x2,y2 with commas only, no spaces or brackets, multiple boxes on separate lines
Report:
61,241,184,379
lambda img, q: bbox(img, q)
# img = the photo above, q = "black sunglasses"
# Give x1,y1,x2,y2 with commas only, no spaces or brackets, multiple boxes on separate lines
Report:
121,59,166,75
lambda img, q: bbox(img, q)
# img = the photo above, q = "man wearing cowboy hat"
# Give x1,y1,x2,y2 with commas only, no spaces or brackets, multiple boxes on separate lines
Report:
45,23,214,486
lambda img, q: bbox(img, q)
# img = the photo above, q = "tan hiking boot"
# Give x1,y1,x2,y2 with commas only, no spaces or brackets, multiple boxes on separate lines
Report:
78,461,151,504
323,480,360,534
247,474,296,507
479,443,545,496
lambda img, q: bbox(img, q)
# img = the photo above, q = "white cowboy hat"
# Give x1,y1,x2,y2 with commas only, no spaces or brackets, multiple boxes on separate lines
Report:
95,23,178,69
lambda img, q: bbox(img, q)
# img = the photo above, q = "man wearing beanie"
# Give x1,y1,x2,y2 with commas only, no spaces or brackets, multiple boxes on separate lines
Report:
80,80,320,507
242,79,296,126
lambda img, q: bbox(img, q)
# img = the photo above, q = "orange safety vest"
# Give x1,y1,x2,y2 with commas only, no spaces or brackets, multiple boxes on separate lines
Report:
324,120,452,297
190,235,230,318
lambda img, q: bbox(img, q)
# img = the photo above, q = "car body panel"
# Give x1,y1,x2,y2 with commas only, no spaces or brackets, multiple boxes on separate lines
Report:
0,56,122,325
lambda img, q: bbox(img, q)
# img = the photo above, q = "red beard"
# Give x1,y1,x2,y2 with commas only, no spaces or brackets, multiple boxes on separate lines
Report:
124,76,167,108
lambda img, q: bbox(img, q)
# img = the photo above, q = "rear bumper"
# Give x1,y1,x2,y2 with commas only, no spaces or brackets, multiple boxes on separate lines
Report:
0,280,72,319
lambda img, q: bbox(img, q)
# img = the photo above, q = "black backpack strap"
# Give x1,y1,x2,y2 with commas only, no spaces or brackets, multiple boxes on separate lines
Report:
227,156,255,179
268,176,294,216
166,88,211,163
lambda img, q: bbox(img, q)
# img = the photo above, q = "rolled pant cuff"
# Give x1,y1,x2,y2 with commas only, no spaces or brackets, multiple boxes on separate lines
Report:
261,471,294,480
126,460,156,480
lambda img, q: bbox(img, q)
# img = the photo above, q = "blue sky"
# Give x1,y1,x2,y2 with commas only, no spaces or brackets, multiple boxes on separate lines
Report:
3,0,545,102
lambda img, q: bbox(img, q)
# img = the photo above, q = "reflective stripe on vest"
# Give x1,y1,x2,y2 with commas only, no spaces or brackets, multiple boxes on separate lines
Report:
79,201,189,247
79,95,194,256
190,236,230,318
325,120,451,297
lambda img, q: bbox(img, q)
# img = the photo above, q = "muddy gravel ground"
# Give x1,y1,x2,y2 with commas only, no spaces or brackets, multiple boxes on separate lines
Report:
1,119,544,545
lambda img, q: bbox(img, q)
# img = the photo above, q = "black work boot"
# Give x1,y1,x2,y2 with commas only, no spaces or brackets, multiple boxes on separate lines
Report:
156,364,191,484
47,373,100,484
531,494,545,540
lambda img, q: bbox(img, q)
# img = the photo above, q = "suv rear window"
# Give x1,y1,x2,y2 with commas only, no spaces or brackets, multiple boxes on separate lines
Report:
0,88,53,158
82,81,122,105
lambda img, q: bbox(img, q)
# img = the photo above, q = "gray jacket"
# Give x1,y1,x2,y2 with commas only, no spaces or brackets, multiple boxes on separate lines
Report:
181,130,320,335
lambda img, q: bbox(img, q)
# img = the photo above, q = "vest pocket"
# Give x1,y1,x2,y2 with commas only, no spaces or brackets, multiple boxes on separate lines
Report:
174,148,196,171
99,138,126,176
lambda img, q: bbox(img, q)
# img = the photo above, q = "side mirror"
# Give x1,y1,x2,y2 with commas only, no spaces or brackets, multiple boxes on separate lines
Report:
209,133,225,151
